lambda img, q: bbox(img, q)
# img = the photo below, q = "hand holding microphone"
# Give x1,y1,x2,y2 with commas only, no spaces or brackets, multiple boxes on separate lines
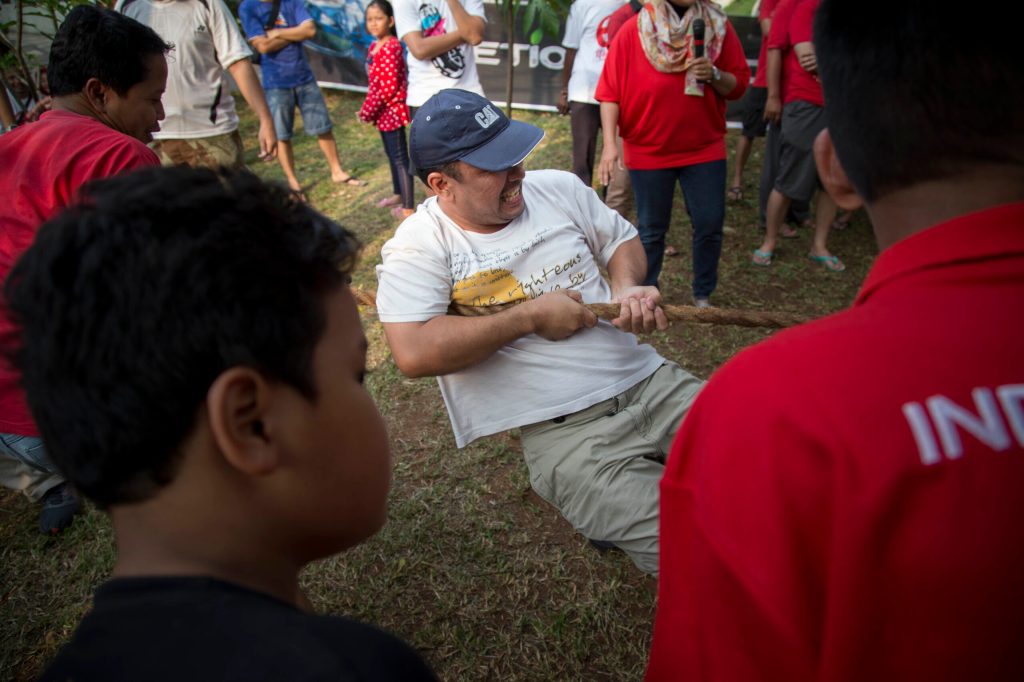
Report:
690,18,715,83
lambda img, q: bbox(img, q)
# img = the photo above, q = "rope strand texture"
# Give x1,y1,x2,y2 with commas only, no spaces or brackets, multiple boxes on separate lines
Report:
352,289,808,330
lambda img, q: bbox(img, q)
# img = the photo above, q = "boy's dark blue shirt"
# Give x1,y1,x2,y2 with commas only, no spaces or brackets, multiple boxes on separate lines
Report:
239,0,317,90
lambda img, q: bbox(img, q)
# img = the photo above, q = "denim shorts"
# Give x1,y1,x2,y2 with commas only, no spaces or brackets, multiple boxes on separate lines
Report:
266,80,333,141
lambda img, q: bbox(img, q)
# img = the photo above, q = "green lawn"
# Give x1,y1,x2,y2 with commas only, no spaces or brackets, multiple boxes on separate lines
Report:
0,89,876,681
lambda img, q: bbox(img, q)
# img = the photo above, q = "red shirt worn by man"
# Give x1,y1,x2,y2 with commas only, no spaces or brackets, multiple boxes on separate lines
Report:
595,14,750,170
766,0,822,107
0,110,159,435
647,202,1024,681
751,0,780,88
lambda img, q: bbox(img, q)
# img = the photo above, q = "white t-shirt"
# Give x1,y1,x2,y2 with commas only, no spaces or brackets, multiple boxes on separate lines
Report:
393,0,486,106
376,169,666,447
562,0,622,104
117,0,253,139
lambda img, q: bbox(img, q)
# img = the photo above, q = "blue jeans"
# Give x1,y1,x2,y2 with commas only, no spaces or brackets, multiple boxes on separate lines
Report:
0,433,63,500
266,81,333,142
381,128,414,209
630,159,726,298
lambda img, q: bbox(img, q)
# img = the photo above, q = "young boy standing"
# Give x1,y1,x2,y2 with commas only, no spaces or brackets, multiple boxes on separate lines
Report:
8,167,435,681
239,0,362,195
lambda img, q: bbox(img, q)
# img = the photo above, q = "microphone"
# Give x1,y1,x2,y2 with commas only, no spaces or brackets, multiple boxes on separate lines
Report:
692,18,706,58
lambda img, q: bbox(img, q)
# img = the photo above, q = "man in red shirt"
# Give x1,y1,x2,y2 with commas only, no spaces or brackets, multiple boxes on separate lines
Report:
647,0,1024,679
754,0,842,271
0,6,168,534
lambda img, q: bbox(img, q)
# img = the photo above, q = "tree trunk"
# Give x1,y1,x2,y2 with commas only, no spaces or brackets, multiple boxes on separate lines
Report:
14,0,40,103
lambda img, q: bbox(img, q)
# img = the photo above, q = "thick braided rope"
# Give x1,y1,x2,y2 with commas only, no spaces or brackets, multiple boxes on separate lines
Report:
352,289,808,330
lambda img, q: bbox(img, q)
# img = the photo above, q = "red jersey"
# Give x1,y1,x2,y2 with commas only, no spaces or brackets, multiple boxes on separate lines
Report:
358,36,411,133
647,202,1024,682
767,0,822,106
595,16,750,170
752,0,781,88
0,110,159,435
604,0,638,43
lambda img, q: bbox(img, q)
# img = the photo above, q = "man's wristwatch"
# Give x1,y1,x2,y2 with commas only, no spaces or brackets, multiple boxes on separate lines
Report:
712,66,722,82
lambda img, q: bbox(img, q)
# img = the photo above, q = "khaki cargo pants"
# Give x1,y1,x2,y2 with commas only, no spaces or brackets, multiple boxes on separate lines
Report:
520,363,703,575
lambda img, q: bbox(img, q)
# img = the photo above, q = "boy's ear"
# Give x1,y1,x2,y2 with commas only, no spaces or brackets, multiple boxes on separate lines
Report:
814,128,864,211
206,367,281,477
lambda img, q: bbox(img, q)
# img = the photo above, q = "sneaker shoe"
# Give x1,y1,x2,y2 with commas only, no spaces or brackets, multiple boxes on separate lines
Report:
38,482,81,535
694,298,713,309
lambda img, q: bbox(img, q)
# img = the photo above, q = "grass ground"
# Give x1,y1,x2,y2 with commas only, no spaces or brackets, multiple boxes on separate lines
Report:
0,90,877,680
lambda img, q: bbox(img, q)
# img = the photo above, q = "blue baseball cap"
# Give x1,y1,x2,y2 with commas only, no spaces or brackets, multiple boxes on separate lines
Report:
409,89,545,174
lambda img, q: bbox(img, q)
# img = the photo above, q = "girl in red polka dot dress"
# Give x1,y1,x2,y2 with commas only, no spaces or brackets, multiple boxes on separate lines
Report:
359,0,415,219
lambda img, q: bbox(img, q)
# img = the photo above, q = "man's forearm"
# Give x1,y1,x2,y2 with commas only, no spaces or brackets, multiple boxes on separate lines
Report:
228,59,273,122
607,236,649,295
561,49,576,92
445,0,484,44
403,29,467,61
766,48,782,100
599,101,619,148
384,307,536,378
270,20,315,42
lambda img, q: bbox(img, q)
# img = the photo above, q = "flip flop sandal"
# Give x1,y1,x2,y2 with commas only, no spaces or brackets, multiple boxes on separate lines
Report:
752,249,774,266
335,175,365,187
808,254,846,272
727,186,743,201
376,195,402,208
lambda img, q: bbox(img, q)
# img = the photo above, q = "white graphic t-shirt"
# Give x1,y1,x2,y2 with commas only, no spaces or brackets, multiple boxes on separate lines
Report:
376,169,666,447
562,0,622,104
393,0,487,106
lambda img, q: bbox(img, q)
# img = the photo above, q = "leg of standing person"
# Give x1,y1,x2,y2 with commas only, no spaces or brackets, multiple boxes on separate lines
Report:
604,133,632,219
629,167,680,288
569,101,601,187
678,159,726,305
381,127,415,215
759,118,809,232
267,87,302,191
734,85,767,201
295,81,360,185
732,134,753,200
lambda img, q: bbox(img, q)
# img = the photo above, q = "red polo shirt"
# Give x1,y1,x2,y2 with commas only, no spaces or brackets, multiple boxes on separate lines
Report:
752,0,781,88
767,0,823,106
595,15,750,169
647,202,1024,682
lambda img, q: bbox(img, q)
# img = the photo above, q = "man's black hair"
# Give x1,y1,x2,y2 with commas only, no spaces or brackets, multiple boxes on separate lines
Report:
814,0,1024,202
48,5,172,97
416,160,462,185
4,167,361,508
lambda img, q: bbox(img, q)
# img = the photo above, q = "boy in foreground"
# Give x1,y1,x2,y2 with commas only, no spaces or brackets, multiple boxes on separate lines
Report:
648,0,1024,679
6,167,435,680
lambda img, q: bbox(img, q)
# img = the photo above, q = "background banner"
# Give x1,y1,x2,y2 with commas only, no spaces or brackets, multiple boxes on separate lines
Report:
304,0,759,114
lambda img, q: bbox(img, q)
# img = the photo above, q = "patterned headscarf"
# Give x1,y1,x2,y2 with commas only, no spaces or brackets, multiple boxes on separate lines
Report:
637,0,728,96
